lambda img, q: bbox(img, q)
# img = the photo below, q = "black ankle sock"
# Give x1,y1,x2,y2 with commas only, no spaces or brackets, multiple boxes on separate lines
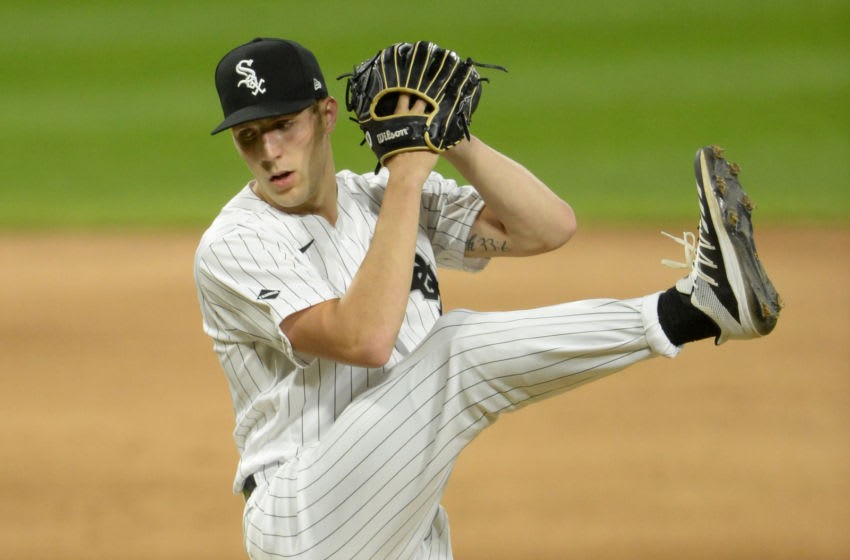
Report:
657,287,721,345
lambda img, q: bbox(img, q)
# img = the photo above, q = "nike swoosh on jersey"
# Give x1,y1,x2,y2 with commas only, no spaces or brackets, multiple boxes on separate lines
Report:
299,239,315,253
257,289,280,300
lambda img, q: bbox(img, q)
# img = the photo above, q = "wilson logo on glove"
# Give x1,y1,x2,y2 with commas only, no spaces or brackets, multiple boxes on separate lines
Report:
376,128,410,145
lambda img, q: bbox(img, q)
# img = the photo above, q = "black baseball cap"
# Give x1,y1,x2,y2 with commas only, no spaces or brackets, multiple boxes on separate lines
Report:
211,38,328,135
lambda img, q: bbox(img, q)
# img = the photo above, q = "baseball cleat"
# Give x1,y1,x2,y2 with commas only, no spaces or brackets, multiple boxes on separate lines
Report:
663,145,781,344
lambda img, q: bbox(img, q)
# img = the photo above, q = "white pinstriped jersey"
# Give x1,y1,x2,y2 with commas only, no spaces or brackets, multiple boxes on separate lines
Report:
194,168,489,493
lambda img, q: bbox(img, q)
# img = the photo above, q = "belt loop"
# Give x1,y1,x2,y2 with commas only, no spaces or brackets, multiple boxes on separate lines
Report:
242,474,257,501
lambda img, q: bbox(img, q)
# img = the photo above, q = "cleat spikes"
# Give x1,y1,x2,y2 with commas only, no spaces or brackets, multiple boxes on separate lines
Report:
728,210,739,227
761,301,774,319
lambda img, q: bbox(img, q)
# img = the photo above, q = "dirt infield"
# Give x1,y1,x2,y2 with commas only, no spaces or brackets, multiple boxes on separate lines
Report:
2,227,848,560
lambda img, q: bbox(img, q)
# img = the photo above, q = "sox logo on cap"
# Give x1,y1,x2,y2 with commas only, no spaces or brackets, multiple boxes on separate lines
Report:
235,59,266,96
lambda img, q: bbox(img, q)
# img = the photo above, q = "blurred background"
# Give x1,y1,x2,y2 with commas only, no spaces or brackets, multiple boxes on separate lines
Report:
1,0,847,229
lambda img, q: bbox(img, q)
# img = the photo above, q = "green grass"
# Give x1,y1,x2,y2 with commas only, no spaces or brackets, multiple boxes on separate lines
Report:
1,0,847,229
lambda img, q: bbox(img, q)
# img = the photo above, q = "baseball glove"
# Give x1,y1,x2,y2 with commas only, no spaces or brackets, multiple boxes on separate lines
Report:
339,41,505,168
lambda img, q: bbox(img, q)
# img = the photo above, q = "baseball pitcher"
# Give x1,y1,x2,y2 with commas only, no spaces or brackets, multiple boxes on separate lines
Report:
194,38,781,559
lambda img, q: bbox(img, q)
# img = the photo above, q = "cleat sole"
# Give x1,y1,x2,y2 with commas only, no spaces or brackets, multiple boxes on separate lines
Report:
696,146,782,339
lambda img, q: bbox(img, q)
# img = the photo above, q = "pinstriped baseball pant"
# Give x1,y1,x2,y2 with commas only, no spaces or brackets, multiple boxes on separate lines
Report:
242,293,679,559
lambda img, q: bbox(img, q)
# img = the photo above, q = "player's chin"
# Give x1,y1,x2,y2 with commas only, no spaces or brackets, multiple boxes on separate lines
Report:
252,178,295,209
271,186,312,212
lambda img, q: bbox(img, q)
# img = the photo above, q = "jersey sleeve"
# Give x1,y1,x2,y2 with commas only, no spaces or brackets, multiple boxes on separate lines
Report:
420,172,489,272
194,225,337,367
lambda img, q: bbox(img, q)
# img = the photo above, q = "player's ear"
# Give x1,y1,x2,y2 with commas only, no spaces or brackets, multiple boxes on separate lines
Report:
318,97,338,132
